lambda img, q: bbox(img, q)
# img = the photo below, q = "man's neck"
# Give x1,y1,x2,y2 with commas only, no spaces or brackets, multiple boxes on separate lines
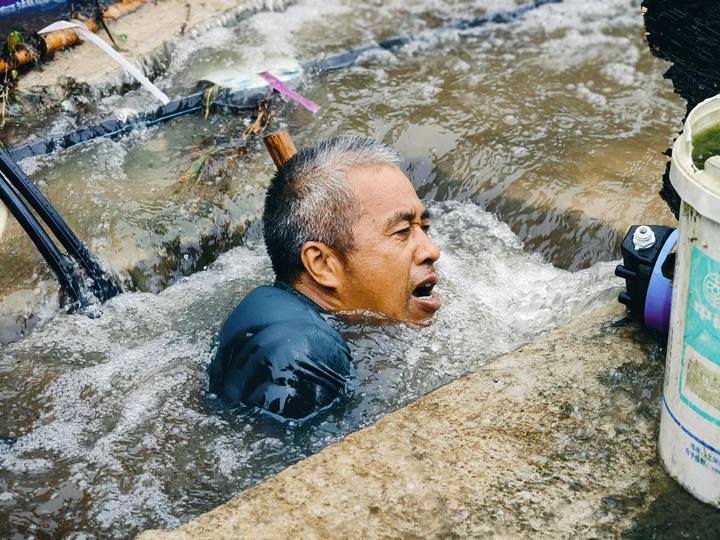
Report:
290,277,342,313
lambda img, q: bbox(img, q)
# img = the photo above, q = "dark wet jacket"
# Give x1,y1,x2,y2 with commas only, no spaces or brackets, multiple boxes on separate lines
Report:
209,282,353,420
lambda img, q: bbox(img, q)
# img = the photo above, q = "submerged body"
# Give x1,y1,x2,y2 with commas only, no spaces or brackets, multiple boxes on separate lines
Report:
209,281,353,420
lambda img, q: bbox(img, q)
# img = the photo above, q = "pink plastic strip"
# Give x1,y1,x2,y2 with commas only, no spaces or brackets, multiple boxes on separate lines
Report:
258,71,320,114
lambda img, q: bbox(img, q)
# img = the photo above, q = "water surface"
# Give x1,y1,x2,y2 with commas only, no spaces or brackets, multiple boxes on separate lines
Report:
0,0,683,341
0,0,695,536
0,201,619,537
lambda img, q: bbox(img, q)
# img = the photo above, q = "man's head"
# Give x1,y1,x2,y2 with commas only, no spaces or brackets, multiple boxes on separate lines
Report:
263,136,441,322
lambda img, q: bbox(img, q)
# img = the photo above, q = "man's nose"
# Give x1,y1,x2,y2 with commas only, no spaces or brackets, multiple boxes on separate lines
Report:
415,228,441,265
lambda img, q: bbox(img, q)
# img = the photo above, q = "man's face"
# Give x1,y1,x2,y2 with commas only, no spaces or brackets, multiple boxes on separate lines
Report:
337,164,441,323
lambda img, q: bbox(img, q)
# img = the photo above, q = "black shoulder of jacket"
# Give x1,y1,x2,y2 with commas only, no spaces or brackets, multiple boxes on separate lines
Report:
209,283,353,420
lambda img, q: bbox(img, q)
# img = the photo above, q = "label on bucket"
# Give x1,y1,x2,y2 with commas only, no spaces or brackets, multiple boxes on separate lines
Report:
680,246,720,426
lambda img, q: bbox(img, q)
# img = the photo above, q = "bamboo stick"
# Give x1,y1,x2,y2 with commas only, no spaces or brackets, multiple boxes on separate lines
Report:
103,0,146,21
0,45,39,72
264,131,297,169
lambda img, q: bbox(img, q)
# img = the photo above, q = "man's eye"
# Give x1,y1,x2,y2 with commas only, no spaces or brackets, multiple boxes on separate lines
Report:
421,224,431,233
394,227,411,236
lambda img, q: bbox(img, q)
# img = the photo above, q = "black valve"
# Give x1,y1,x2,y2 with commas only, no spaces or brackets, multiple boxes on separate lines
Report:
616,225,677,332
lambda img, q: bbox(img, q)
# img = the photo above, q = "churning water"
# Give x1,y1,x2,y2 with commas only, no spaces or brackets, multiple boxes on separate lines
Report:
0,201,619,537
0,0,682,342
0,0,687,536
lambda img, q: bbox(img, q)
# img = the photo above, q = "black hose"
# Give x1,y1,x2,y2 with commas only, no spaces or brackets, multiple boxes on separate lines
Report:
0,171,84,304
0,145,121,302
10,86,268,161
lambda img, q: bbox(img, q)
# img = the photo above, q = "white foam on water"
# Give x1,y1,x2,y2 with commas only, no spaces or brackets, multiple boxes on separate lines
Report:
339,202,619,401
1,0,683,342
0,0,677,535
0,200,620,536
162,25,238,82
250,1,351,57
603,62,640,87
518,0,640,34
576,83,608,107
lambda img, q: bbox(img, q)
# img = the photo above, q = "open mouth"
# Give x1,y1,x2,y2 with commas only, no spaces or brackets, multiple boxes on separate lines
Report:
410,275,441,317
412,282,435,297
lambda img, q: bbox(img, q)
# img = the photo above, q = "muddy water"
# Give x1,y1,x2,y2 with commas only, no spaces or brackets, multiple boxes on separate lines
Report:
0,0,683,342
0,201,620,537
0,0,694,536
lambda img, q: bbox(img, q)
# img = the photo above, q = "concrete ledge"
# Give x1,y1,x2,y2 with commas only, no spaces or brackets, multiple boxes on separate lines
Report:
140,302,710,539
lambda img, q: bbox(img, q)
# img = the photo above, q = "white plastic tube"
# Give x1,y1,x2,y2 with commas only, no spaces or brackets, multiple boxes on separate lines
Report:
38,20,170,105
0,201,7,240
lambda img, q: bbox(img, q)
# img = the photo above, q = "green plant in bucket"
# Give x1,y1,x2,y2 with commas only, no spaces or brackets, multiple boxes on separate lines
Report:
691,124,720,169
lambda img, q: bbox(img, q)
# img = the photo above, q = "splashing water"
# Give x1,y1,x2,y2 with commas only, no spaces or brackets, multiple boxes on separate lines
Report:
0,0,686,535
0,201,619,536
0,0,682,342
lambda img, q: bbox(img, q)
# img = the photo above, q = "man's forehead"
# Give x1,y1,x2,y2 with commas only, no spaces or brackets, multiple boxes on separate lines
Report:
347,164,423,215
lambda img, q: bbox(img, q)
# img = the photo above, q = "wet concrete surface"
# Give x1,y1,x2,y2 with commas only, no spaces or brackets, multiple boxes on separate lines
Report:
139,302,720,539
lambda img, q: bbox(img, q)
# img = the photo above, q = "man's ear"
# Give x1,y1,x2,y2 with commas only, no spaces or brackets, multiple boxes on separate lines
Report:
299,241,343,289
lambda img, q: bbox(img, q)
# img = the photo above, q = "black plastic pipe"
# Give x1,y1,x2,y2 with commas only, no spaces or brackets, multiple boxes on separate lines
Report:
10,87,267,161
0,145,121,302
0,171,84,304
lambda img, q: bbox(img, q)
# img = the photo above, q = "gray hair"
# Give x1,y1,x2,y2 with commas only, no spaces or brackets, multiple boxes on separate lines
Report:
263,135,400,283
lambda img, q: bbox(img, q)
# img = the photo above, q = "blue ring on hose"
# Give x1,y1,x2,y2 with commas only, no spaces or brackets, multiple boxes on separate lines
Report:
644,228,678,334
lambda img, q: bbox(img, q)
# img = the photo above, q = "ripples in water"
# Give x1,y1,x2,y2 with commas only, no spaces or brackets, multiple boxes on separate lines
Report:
0,0,682,343
0,201,620,537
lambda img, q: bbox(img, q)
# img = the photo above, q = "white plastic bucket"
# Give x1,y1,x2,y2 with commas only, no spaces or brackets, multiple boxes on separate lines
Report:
660,94,720,507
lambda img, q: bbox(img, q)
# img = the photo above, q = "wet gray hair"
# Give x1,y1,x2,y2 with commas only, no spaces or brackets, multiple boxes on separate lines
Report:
263,135,400,283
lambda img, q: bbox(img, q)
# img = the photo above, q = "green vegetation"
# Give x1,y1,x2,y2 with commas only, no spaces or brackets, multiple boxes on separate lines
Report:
6,31,23,55
691,125,720,169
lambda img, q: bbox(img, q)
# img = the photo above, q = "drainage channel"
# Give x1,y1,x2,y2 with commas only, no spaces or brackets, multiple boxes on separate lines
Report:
0,0,688,536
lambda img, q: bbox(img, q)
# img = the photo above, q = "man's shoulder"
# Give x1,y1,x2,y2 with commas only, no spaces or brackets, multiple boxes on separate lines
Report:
220,284,323,338
217,283,349,366
210,284,353,419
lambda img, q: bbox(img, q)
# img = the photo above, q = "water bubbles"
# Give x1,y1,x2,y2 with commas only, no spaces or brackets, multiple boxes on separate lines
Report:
576,84,608,107
603,63,637,87
0,200,620,536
